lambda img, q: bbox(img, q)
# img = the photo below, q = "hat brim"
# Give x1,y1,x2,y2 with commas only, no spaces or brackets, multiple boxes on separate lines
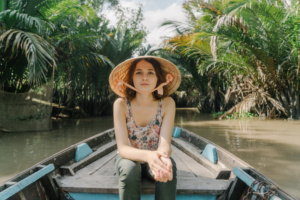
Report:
109,56,181,97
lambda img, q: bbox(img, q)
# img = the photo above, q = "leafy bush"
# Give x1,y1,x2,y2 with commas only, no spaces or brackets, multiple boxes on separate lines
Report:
212,111,258,119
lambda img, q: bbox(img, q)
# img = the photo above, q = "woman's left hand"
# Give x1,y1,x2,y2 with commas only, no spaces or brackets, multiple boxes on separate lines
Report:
160,157,173,181
152,157,173,182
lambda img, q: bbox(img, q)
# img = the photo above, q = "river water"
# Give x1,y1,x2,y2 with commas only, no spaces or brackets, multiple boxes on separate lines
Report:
0,109,299,198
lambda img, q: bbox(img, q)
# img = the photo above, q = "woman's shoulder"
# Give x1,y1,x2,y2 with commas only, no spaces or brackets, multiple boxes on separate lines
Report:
162,96,175,104
162,97,175,110
113,98,127,111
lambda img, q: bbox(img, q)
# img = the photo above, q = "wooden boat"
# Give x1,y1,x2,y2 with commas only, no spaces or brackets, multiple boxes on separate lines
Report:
0,127,298,200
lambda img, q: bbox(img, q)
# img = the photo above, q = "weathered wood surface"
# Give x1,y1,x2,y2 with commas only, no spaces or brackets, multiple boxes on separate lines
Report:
171,145,214,178
60,141,117,175
179,128,248,171
0,129,114,192
77,150,118,176
216,179,234,200
39,173,60,200
73,144,212,178
170,151,196,177
59,144,230,196
76,145,206,178
31,98,81,113
0,164,54,200
2,128,298,200
93,156,117,176
227,176,247,200
77,149,197,178
4,183,17,187
172,138,230,177
68,193,218,200
60,175,228,195
7,182,48,200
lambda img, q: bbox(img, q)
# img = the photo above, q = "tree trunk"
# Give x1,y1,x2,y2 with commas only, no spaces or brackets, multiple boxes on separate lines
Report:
208,78,215,112
94,95,98,116
84,88,87,114
287,84,296,119
296,89,300,119
291,88,297,119
280,91,290,117
223,86,234,111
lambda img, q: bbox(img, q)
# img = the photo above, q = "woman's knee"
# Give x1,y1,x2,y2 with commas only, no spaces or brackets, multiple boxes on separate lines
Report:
118,159,141,183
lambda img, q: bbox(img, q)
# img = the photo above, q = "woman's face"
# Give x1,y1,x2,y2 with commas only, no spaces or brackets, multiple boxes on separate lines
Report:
132,60,158,93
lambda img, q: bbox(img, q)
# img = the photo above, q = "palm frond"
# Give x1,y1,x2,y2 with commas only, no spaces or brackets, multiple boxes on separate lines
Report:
217,88,286,119
0,29,56,84
43,0,96,23
0,9,55,33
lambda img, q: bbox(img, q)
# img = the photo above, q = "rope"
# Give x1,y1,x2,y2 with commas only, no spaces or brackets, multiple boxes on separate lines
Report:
243,180,278,200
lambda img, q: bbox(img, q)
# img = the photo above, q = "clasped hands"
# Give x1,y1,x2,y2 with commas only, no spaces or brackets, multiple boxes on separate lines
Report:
147,151,173,183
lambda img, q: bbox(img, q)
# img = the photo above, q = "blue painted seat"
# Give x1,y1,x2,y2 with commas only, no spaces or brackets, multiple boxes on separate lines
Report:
202,144,218,164
75,143,93,162
172,127,218,165
172,127,182,138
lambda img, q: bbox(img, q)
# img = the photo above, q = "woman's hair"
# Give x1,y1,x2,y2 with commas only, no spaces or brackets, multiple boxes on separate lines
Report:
124,58,168,101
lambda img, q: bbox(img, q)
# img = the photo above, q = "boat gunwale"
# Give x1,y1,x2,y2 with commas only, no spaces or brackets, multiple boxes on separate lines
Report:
177,128,299,200
1,127,299,200
0,128,115,191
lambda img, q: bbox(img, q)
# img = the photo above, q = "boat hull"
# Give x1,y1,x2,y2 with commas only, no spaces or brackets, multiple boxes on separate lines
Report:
0,127,298,200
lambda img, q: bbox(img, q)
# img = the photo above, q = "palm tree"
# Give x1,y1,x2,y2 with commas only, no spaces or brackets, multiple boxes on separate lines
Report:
0,9,57,92
1,0,148,117
161,0,300,118
45,1,146,115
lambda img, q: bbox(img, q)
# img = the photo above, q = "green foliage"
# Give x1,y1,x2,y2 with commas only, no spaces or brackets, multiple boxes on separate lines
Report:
0,0,146,95
160,0,300,117
212,111,258,119
212,111,225,118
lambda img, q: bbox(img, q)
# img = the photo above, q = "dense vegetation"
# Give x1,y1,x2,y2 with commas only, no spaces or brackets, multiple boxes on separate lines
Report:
0,0,147,116
1,0,299,119
156,0,300,119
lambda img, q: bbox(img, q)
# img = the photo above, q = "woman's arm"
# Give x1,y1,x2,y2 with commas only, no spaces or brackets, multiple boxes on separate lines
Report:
153,97,176,182
113,98,169,173
157,97,176,157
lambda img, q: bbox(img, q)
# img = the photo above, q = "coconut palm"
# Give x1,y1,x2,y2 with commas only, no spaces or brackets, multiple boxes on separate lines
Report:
46,1,146,115
161,0,300,118
0,9,57,91
1,0,147,117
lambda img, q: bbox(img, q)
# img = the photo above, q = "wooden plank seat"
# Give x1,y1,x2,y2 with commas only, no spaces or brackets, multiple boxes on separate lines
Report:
60,141,117,176
171,138,231,179
58,142,231,196
59,175,229,195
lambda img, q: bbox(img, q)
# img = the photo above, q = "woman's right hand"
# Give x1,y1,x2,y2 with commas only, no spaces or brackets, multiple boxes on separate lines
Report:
147,151,170,175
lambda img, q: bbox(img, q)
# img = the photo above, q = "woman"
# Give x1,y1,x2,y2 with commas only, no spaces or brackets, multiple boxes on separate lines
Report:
109,56,181,200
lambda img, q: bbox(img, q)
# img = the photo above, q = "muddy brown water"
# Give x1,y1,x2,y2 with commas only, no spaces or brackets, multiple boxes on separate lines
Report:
0,109,299,198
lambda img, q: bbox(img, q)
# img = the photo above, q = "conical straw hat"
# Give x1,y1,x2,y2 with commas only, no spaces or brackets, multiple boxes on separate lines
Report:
109,56,181,97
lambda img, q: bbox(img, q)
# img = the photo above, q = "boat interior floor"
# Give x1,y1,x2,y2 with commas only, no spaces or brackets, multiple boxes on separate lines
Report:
59,140,232,195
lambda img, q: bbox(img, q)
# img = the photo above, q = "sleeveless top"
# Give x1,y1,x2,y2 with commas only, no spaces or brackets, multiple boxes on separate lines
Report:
125,98,163,151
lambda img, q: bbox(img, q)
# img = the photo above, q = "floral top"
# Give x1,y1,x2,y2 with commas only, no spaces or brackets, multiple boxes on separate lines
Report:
126,98,163,151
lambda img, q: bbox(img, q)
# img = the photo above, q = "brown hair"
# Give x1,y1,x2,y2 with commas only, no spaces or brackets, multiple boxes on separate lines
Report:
124,58,168,101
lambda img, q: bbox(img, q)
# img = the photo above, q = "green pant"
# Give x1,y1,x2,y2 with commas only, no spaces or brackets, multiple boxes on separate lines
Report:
114,154,177,200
